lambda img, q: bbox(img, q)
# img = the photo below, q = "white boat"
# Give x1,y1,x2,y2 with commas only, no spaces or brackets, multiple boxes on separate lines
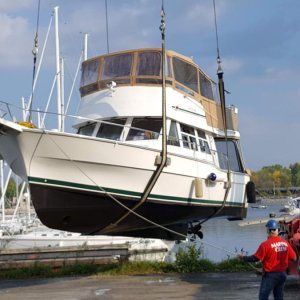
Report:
0,8,254,240
280,197,300,216
0,226,173,262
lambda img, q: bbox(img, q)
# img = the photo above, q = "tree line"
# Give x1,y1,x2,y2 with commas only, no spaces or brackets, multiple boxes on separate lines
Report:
251,163,300,191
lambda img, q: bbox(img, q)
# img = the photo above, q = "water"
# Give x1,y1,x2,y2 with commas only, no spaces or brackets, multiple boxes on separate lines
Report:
198,205,282,262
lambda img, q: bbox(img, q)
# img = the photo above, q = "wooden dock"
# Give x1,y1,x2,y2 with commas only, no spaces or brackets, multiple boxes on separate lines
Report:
0,243,169,269
0,244,129,269
238,215,299,227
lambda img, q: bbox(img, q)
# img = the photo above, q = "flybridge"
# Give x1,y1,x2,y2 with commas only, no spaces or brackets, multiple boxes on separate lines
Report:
79,48,239,132
80,48,217,101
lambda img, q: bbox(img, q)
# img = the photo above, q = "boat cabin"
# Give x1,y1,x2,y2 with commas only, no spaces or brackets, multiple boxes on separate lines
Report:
77,115,244,173
79,48,238,132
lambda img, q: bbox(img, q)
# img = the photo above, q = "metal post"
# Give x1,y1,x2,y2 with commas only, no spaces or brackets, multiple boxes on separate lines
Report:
11,181,26,222
60,57,65,131
1,169,12,222
21,97,26,121
54,6,62,131
0,160,3,199
84,33,89,61
26,186,31,221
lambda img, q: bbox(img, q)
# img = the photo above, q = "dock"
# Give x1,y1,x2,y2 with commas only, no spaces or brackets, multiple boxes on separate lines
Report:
0,244,168,269
238,214,300,227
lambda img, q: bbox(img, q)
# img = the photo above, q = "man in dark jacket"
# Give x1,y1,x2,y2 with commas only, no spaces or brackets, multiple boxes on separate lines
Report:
240,219,297,300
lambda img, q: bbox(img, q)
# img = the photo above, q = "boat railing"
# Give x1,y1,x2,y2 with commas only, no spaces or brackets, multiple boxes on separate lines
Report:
0,100,221,166
0,100,78,133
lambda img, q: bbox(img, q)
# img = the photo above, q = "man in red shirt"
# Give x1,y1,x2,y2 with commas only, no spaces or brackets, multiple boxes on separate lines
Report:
240,219,297,300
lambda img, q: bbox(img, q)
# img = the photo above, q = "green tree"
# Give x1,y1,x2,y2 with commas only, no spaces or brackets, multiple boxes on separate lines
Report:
251,164,291,191
5,178,17,200
290,163,300,186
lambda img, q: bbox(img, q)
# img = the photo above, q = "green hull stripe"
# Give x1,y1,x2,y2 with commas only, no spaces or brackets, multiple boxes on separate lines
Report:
28,176,243,207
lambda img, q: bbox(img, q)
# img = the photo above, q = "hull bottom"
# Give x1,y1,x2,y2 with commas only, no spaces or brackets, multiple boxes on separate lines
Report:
30,184,247,240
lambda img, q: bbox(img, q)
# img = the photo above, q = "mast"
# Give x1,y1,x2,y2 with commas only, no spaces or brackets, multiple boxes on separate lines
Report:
0,160,3,204
84,33,89,61
60,56,65,131
53,6,63,131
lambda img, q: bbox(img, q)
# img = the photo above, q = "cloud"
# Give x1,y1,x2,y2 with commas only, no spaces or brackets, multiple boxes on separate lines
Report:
221,57,243,75
58,1,160,56
0,0,34,12
0,13,32,67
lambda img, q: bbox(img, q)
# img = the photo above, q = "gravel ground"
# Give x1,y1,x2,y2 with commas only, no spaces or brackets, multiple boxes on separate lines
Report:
0,272,299,300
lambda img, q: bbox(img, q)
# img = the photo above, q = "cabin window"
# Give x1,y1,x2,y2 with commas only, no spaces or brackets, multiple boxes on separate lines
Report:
167,121,180,146
138,52,161,76
137,52,172,77
166,56,172,77
196,129,211,154
215,139,243,172
199,72,214,100
78,123,96,136
80,60,100,87
126,118,162,141
180,124,198,150
96,118,126,140
102,53,133,80
173,58,199,93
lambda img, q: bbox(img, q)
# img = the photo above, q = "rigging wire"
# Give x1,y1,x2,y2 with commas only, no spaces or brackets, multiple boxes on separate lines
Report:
198,0,232,226
29,0,41,122
96,0,169,231
26,15,53,122
105,0,110,53
213,0,231,189
213,0,220,62
197,8,258,274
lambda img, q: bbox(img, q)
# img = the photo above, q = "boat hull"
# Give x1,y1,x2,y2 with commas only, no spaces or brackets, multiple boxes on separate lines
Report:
30,181,247,240
0,120,249,240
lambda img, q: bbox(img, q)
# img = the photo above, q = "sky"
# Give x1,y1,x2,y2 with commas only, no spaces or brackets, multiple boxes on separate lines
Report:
0,0,300,171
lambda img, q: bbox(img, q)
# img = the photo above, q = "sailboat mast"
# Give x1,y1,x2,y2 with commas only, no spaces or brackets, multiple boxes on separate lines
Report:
84,33,89,61
54,6,63,131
